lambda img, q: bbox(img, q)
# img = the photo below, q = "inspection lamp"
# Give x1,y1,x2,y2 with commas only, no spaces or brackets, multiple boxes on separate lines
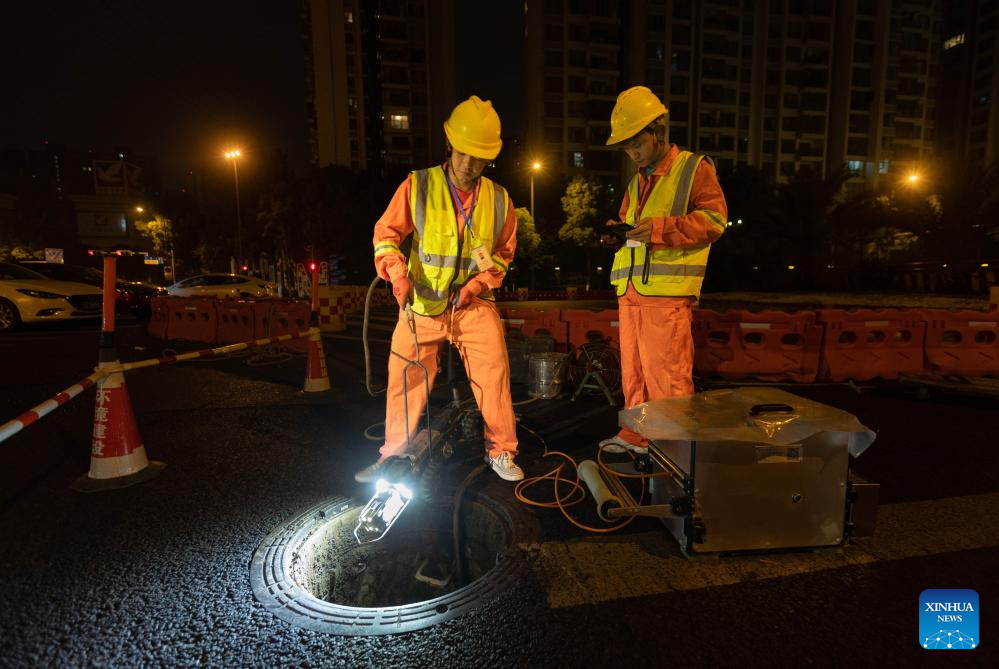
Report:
353,456,418,544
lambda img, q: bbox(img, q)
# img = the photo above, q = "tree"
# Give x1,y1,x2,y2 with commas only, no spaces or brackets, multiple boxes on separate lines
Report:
513,206,541,289
925,161,999,268
136,214,174,257
709,165,780,290
559,175,602,246
559,175,612,289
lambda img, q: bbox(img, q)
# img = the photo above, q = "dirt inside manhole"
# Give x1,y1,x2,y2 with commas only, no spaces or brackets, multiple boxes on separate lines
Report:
292,494,512,607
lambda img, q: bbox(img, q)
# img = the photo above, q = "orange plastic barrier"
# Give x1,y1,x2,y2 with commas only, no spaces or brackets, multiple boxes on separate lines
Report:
166,298,218,343
815,309,927,381
253,300,311,352
216,299,256,344
147,296,171,340
692,309,823,382
562,308,620,348
923,310,999,376
499,307,568,349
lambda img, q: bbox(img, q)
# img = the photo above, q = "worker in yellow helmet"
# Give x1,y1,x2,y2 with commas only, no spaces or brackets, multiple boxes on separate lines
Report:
358,95,523,483
598,86,728,454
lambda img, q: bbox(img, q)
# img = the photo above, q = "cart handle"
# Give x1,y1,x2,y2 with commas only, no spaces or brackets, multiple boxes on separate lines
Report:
748,403,795,416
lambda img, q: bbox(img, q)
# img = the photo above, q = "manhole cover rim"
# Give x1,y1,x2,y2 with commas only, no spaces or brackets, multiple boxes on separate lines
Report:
250,491,528,635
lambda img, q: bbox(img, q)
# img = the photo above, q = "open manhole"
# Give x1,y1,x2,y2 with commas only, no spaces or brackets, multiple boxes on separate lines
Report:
250,491,527,635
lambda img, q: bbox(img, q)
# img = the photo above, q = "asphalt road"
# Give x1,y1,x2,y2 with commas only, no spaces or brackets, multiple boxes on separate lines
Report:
0,313,996,667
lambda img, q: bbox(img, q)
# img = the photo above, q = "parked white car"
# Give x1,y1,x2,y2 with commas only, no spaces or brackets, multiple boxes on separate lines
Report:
0,262,104,331
166,274,278,298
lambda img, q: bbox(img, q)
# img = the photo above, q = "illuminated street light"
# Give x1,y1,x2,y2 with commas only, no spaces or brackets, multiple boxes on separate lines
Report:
530,160,542,221
134,206,144,213
224,148,243,272
906,173,920,186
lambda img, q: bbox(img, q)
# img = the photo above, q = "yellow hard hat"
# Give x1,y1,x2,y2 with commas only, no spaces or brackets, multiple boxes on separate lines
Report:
605,86,668,145
443,95,503,160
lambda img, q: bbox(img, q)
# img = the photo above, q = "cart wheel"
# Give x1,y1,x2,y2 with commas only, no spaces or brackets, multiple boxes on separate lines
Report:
568,342,622,395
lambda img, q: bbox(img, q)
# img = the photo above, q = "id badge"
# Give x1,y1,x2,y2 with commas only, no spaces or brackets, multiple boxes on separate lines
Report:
471,245,495,271
625,239,642,248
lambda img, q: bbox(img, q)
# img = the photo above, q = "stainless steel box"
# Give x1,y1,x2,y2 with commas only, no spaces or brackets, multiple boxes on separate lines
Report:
622,388,876,555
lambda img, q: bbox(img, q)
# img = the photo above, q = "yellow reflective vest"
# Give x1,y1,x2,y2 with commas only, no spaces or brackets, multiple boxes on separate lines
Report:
374,166,510,316
610,151,717,299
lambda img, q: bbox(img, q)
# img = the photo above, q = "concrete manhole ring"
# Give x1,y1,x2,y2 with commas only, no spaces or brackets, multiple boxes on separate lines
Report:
250,491,529,635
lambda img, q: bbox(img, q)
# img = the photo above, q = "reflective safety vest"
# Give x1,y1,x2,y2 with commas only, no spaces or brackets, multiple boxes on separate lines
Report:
375,166,510,316
610,151,717,299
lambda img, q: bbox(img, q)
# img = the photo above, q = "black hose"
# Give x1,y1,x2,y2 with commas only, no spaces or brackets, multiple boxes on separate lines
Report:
452,463,487,587
364,275,385,396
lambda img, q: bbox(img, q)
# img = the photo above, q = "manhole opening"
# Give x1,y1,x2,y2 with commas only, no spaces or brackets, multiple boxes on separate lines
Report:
250,490,528,635
293,497,511,607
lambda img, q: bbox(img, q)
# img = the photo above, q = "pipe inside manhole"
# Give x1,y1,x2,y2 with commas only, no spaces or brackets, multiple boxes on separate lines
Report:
250,490,528,635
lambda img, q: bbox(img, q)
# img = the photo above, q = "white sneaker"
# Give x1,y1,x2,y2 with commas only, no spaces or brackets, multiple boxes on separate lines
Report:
599,435,648,455
354,459,387,483
485,452,524,481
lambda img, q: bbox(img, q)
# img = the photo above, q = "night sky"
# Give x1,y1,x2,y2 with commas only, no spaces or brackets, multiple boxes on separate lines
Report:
3,2,525,189
3,2,311,185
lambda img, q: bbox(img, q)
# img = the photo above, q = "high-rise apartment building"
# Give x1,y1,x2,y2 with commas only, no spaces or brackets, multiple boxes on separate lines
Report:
939,0,999,169
526,0,943,194
306,0,456,174
525,0,626,194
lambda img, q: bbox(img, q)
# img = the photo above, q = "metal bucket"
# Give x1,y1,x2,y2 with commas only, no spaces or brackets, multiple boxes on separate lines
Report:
528,352,567,399
507,334,555,384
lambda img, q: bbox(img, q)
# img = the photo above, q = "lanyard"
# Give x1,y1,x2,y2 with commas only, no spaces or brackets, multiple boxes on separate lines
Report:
444,166,479,240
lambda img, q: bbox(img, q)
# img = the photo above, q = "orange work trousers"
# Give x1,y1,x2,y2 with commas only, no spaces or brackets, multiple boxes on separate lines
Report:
615,284,695,447
380,298,517,459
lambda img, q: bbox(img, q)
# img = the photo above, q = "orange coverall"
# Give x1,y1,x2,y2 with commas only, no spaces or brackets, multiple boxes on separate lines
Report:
615,145,728,447
373,168,519,459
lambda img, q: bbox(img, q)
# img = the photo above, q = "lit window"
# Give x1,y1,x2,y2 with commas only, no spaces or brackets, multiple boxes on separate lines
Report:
847,160,863,172
572,151,584,168
943,34,964,50
879,159,890,174
389,114,409,129
345,9,354,23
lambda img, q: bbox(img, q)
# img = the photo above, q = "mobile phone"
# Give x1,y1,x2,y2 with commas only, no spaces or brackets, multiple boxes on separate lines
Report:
603,223,633,240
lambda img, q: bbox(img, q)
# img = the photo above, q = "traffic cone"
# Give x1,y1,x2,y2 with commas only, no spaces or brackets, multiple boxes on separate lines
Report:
72,360,165,492
303,326,331,393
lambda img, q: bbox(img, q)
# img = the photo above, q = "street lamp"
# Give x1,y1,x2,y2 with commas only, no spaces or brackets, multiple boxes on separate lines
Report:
530,160,542,221
224,149,243,272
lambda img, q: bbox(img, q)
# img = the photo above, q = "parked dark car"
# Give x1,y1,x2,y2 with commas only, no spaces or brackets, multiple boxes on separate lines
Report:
19,262,166,319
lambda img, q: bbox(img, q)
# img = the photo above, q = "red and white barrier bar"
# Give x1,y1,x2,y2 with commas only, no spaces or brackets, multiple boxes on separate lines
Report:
0,329,314,445
106,330,312,374
0,368,111,443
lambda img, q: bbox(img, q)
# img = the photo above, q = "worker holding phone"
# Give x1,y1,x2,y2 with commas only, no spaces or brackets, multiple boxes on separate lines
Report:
598,86,728,454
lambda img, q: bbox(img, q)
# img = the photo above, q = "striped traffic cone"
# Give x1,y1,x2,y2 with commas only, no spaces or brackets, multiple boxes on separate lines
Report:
72,359,165,492
303,326,331,393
